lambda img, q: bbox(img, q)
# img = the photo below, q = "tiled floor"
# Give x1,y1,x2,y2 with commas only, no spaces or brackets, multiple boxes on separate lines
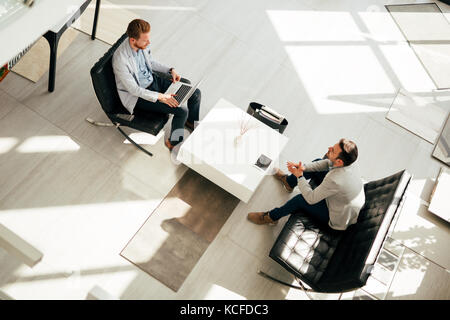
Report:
0,0,449,300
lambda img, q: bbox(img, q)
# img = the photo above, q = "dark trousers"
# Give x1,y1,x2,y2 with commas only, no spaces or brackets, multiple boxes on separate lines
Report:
134,73,201,145
269,159,330,225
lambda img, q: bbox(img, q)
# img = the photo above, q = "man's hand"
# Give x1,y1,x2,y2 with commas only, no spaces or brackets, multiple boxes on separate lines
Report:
287,161,305,178
170,69,181,83
158,93,179,108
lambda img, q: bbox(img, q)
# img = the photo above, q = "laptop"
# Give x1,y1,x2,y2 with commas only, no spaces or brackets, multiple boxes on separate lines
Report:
164,77,203,105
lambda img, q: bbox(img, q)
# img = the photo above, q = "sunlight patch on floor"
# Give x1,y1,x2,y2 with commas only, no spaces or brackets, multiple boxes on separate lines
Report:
0,137,18,154
203,283,246,300
285,45,394,114
266,9,436,115
124,130,164,146
15,135,80,153
266,10,365,42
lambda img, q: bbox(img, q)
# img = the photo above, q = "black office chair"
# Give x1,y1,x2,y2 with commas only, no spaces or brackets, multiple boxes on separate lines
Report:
88,33,189,157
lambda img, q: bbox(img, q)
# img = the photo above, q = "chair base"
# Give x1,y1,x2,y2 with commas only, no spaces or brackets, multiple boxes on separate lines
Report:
85,117,155,157
257,270,315,299
116,126,153,157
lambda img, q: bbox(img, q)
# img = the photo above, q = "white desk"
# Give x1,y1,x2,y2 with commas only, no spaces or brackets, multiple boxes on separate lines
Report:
177,98,289,203
0,0,100,91
1,0,86,66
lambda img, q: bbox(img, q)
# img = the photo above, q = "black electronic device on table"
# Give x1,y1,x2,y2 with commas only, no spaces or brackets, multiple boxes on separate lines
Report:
254,154,272,171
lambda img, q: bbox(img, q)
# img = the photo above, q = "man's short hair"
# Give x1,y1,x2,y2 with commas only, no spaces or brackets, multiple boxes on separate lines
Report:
127,19,150,40
338,138,358,166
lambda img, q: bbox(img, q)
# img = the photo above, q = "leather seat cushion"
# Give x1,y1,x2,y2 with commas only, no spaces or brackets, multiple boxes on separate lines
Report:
269,213,343,287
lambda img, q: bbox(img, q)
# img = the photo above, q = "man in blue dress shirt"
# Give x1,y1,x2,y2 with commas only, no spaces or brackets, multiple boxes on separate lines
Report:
112,19,201,151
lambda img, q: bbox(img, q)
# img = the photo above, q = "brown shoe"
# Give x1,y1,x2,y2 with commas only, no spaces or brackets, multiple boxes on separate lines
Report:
274,168,293,193
247,212,278,225
165,139,175,151
185,120,195,131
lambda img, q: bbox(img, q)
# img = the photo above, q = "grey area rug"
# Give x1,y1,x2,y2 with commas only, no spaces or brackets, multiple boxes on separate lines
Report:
120,169,240,292
386,3,450,89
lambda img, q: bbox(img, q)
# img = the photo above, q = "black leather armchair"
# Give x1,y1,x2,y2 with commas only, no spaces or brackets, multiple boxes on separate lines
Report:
89,33,189,157
259,170,411,295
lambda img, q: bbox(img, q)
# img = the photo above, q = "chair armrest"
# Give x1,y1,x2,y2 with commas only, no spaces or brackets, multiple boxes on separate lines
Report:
113,113,135,123
152,71,191,84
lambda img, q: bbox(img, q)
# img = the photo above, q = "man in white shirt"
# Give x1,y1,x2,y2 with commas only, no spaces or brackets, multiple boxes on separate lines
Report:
112,19,201,151
248,138,365,231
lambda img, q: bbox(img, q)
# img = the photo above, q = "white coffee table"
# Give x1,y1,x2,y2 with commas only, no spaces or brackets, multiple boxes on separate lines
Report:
177,98,289,203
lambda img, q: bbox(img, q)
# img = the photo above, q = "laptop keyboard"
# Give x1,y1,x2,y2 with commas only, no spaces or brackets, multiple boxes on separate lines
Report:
174,84,191,103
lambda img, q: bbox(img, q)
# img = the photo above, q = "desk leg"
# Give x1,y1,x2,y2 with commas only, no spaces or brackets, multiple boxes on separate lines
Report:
91,0,101,40
43,31,60,93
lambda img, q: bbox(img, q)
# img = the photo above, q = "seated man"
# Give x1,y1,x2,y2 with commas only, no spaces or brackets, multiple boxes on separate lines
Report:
248,138,366,231
112,19,201,151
